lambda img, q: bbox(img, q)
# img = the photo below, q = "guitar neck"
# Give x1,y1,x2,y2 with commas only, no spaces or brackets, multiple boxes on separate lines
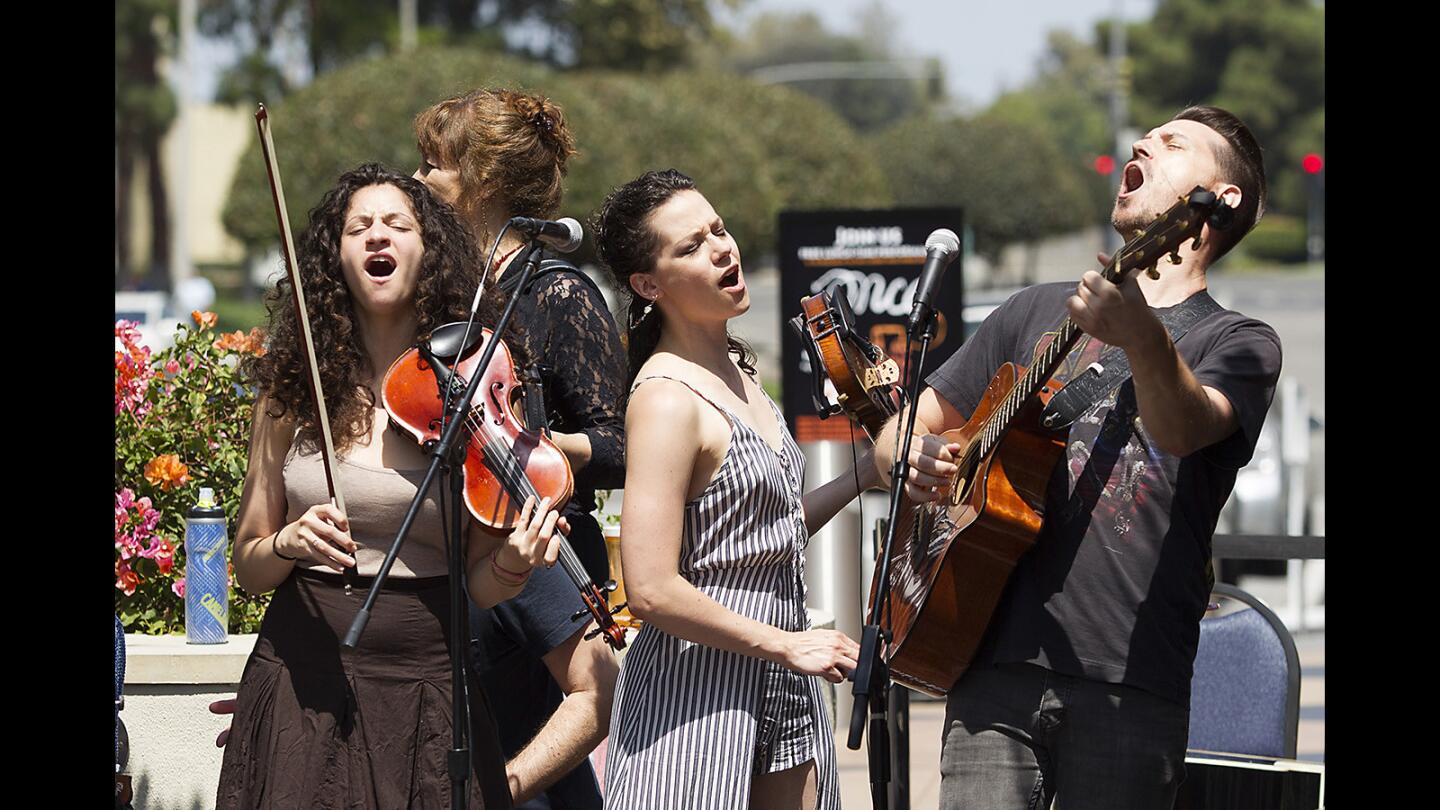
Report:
973,254,1129,459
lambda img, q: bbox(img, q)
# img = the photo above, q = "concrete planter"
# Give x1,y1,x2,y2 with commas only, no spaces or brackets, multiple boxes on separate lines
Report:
121,633,255,810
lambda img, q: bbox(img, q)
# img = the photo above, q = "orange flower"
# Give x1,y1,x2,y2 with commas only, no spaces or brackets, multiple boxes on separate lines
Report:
214,327,267,355
191,310,218,330
144,454,190,491
213,330,246,352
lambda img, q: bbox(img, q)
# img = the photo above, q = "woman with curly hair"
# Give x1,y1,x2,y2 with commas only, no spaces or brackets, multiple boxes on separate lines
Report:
591,169,877,810
412,89,626,591
217,163,565,810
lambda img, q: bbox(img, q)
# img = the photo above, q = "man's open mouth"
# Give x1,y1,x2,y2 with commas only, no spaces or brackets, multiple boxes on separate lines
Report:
1121,163,1145,196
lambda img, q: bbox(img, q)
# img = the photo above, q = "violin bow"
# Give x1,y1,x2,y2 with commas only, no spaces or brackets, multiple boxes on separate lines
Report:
255,104,355,594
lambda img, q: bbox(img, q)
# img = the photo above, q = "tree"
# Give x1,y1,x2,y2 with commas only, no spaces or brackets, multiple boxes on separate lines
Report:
707,4,941,133
117,0,178,291
1122,0,1324,217
984,30,1118,224
220,47,890,263
198,0,732,105
515,0,735,71
870,114,1093,267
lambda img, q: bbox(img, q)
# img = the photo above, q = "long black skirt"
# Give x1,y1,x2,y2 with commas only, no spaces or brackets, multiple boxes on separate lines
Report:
216,568,512,809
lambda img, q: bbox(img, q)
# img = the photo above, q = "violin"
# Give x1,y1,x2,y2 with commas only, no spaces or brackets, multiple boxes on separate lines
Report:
382,322,627,650
789,288,902,441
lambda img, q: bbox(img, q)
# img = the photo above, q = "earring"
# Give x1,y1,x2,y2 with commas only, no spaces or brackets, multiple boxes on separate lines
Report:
628,299,655,330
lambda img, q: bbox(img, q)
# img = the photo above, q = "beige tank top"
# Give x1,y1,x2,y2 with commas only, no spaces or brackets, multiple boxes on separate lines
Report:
283,444,452,578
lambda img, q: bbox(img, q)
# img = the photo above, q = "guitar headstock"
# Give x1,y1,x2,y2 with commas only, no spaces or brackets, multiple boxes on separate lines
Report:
1112,187,1231,282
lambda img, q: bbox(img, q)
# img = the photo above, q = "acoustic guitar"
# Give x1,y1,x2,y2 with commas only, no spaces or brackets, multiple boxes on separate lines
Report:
874,187,1230,696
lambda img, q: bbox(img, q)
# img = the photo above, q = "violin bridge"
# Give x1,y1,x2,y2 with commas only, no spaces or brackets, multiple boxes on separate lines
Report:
863,358,900,391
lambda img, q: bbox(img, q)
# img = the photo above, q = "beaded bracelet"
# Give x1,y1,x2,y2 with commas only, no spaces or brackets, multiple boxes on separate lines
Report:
272,531,300,561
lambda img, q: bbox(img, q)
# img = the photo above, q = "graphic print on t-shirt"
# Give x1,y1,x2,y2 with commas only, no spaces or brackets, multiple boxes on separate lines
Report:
1031,330,1166,548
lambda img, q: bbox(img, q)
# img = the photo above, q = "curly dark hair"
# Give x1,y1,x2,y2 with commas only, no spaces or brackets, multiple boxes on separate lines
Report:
245,163,506,454
592,168,756,388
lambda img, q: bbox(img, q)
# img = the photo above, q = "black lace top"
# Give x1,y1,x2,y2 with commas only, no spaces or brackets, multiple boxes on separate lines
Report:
496,258,627,521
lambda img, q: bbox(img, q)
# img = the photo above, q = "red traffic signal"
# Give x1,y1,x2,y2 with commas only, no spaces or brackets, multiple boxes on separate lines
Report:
1302,153,1324,174
1094,155,1116,175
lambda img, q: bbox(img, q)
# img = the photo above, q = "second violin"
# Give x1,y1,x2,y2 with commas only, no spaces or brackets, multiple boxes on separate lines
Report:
382,321,626,649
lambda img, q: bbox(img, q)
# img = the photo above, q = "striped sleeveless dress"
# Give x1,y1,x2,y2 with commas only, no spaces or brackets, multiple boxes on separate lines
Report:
604,376,839,810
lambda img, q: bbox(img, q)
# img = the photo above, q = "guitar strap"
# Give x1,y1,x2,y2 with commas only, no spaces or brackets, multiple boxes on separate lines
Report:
1039,290,1225,431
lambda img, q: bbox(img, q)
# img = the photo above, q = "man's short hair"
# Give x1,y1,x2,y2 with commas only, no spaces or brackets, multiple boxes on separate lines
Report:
1172,105,1266,262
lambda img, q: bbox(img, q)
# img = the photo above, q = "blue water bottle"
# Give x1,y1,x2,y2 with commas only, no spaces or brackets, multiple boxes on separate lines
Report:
184,487,230,644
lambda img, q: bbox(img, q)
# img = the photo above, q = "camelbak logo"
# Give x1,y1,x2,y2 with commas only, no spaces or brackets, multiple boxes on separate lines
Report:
201,592,227,625
809,268,918,318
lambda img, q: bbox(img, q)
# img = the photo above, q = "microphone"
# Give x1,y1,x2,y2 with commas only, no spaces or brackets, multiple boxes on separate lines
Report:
507,216,583,253
907,228,961,337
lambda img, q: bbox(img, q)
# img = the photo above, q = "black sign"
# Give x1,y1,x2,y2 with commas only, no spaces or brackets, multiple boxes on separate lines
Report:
779,208,965,442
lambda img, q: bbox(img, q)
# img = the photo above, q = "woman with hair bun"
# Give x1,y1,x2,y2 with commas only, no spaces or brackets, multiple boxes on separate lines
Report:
412,89,624,810
591,169,878,810
216,163,567,809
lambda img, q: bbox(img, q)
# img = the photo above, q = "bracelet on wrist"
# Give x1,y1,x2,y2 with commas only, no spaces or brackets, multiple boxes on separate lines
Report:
489,550,531,586
272,530,300,562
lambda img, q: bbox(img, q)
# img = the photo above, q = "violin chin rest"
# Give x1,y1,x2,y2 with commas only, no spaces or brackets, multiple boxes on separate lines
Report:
426,321,486,360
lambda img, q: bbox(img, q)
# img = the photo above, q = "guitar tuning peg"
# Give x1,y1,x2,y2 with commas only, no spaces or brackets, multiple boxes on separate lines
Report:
1146,266,1161,280
602,579,619,593
1133,229,1144,240
1190,236,1203,251
1168,251,1182,265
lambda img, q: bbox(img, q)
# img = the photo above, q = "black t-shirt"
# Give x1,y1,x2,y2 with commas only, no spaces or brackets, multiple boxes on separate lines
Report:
926,282,1282,705
470,562,603,810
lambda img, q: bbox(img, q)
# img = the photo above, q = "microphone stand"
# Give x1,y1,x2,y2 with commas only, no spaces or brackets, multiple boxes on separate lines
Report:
848,315,936,810
341,240,548,807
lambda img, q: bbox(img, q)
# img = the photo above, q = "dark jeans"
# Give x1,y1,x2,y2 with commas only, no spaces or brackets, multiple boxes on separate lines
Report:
939,663,1189,810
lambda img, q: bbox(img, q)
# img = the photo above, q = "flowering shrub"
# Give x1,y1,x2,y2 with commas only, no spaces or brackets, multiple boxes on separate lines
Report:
115,313,270,634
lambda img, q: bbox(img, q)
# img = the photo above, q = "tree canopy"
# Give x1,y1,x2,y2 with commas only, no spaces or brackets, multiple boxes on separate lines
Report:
221,47,891,262
870,114,1094,264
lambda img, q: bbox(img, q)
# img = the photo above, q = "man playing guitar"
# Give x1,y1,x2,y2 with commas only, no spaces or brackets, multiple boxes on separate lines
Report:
872,105,1282,809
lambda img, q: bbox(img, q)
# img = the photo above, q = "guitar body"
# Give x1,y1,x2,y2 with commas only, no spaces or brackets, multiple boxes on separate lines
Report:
876,362,1067,696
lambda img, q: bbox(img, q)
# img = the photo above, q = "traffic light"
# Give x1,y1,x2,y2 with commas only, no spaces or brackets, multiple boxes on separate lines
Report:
1302,153,1324,174
1094,155,1116,175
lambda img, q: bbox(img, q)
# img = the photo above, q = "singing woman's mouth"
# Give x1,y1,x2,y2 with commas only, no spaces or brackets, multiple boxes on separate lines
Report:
365,254,397,278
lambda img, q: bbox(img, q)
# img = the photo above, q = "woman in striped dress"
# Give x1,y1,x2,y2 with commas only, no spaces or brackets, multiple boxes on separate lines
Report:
592,170,879,809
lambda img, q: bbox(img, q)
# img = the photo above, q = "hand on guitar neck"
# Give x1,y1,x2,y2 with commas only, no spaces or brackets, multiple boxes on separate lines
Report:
1066,262,1169,352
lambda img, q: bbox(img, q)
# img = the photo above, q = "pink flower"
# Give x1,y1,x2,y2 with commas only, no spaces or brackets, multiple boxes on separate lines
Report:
116,531,137,560
115,320,142,346
165,358,180,375
155,538,176,575
171,578,186,598
116,488,135,511
138,535,161,560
